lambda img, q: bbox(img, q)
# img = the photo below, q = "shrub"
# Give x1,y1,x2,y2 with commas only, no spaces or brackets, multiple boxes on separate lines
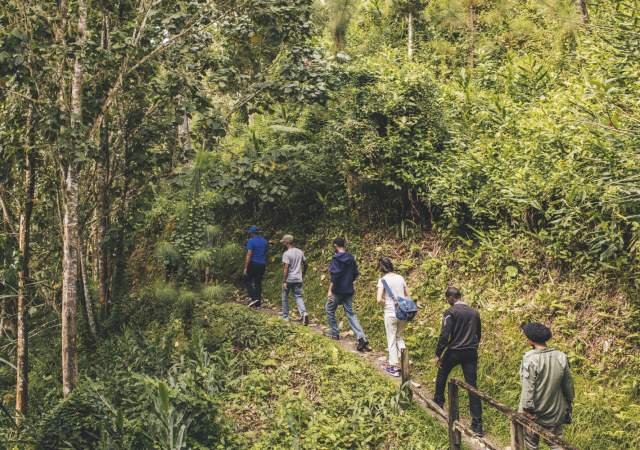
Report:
201,284,232,303
35,384,111,449
153,281,179,304
211,243,245,281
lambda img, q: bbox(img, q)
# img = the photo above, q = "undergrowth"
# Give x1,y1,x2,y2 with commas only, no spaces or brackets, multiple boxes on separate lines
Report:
0,284,447,449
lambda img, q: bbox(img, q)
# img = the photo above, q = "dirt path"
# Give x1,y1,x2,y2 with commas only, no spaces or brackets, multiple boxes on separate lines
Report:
235,297,502,450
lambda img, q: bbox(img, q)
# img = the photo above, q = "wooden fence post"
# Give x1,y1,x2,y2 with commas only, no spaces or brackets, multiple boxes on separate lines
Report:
400,348,412,399
448,381,462,450
510,418,526,450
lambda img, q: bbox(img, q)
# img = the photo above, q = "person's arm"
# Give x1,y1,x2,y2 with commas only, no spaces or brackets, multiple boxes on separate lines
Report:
302,253,308,276
377,283,385,305
520,356,538,418
327,282,334,299
435,311,454,358
477,314,482,344
353,259,359,281
244,250,252,275
561,357,575,421
282,263,289,289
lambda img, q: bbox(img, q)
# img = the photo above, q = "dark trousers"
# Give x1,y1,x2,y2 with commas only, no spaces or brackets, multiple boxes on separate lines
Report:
434,349,483,429
245,262,266,302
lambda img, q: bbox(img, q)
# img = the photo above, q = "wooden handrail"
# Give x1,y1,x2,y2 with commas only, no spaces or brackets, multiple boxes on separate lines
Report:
451,379,578,450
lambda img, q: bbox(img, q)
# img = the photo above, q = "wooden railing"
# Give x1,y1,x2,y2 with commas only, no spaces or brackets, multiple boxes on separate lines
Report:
448,379,577,450
398,349,578,450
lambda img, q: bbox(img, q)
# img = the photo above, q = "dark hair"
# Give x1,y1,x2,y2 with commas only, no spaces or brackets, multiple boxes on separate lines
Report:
333,237,346,248
378,257,394,273
445,287,462,299
522,323,552,344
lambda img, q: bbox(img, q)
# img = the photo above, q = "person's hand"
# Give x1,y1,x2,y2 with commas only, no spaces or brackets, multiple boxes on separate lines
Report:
243,268,248,277
522,410,536,421
433,357,442,368
282,282,287,290
326,293,334,304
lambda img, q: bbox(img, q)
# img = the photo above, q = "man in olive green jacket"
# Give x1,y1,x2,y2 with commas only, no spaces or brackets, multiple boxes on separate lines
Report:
519,323,574,450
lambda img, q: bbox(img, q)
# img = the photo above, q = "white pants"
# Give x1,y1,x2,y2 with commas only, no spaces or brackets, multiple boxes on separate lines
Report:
384,309,406,366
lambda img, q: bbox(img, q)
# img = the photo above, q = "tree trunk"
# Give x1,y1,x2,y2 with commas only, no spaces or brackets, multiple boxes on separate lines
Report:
110,118,130,304
79,238,98,340
407,12,414,61
62,0,87,398
575,0,589,24
96,14,111,315
467,0,476,69
177,100,192,157
61,168,79,397
97,120,110,314
61,165,79,396
16,107,36,423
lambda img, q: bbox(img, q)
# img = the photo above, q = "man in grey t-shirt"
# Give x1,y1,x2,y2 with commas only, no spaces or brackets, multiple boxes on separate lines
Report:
281,234,309,325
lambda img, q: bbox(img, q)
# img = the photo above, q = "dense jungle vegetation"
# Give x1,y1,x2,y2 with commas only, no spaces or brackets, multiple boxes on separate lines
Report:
1,0,639,448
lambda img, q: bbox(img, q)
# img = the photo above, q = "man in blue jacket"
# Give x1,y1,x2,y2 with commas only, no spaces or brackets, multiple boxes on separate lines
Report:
243,225,268,307
324,237,371,352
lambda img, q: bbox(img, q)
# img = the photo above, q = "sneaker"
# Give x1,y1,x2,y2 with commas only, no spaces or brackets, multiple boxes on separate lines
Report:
385,367,400,377
302,313,309,326
323,331,340,340
356,338,372,352
248,299,260,308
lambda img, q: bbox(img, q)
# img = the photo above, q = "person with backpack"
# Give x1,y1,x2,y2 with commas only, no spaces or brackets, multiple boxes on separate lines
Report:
280,234,309,325
243,225,268,308
324,237,371,352
519,323,574,450
433,287,484,436
377,257,410,377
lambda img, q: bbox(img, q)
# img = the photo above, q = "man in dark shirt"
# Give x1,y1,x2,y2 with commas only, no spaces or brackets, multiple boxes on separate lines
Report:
433,287,483,436
243,225,268,307
324,237,371,352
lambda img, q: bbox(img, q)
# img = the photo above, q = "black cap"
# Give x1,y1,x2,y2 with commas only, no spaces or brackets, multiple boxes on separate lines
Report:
522,323,552,344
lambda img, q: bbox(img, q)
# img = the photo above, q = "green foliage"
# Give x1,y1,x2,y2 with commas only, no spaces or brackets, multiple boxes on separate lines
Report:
189,249,213,271
35,384,112,450
154,242,182,271
211,243,245,281
153,281,180,305
201,284,232,303
176,291,199,333
149,381,192,450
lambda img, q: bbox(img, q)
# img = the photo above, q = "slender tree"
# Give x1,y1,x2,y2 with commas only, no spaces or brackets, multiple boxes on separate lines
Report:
61,0,88,397
390,0,426,61
15,106,36,423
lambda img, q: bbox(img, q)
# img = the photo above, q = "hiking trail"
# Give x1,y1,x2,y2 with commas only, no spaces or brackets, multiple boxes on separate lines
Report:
233,295,502,450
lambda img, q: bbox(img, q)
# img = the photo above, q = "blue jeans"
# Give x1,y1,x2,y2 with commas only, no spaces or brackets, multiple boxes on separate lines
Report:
282,282,306,319
325,293,365,340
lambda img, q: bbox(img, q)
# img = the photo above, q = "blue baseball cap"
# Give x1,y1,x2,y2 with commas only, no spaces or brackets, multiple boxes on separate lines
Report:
247,225,259,233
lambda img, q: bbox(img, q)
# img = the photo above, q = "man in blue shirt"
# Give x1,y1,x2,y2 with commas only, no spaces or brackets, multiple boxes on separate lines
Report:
244,225,268,307
324,237,371,352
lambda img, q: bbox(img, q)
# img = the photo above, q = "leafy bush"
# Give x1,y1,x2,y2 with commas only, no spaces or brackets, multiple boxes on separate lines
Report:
211,243,245,282
201,284,232,303
189,249,213,271
35,384,112,449
153,281,180,304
